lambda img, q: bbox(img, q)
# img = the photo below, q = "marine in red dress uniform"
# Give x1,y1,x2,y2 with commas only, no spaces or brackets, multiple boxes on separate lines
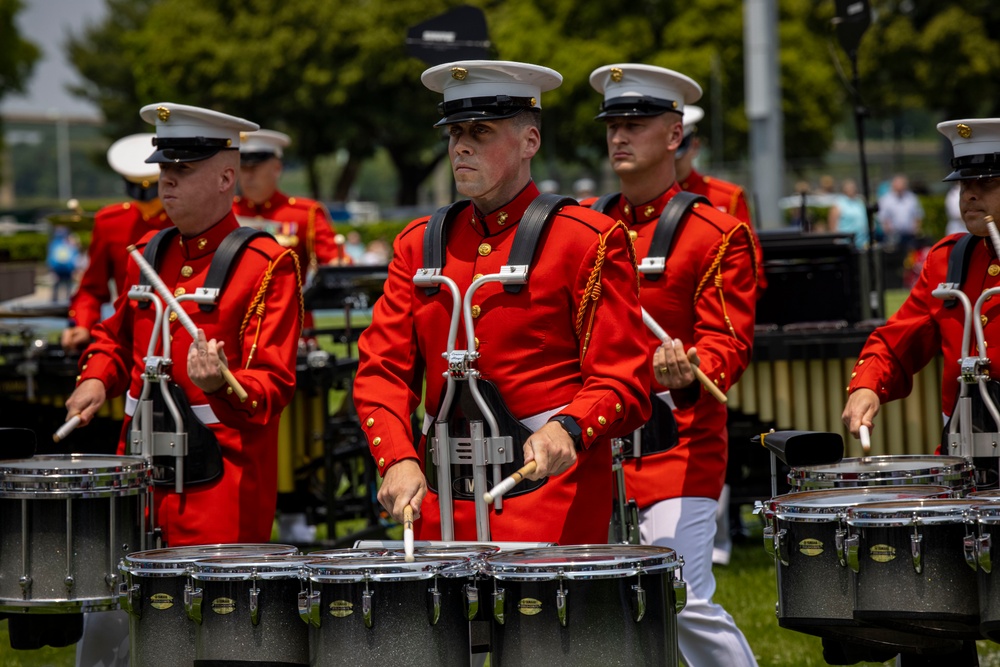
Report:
62,134,173,350
354,61,651,545
67,104,301,547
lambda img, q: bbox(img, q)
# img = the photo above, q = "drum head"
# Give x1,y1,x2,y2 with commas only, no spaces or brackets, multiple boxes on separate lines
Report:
305,554,473,583
788,455,972,489
483,544,678,581
122,543,298,576
847,498,982,527
387,544,500,560
771,486,952,522
191,554,315,580
0,454,149,496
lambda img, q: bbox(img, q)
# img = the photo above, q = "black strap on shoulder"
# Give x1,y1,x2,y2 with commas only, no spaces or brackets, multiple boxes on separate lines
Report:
421,200,472,296
137,227,181,309
198,227,271,312
590,192,620,214
504,194,577,294
642,191,710,281
943,233,978,309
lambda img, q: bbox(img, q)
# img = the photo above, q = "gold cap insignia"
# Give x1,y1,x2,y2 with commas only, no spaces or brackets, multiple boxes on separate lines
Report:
672,100,678,109
957,123,972,139
156,106,171,122
451,67,468,80
240,132,248,141
530,97,537,107
610,67,623,83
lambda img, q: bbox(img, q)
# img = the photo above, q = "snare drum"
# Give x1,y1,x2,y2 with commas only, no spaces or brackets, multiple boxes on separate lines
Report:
483,545,684,667
0,454,150,612
119,543,297,667
846,498,982,637
763,486,953,650
304,554,478,666
788,455,975,496
190,554,314,665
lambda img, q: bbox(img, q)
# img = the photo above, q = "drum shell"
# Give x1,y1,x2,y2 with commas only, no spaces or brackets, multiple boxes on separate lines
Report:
307,569,474,667
484,545,680,667
975,504,1000,640
788,455,974,496
0,455,149,612
120,543,298,667
847,499,980,637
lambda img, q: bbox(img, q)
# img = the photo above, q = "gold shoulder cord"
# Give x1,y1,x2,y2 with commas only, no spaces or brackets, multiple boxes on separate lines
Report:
241,248,304,368
306,204,319,275
693,222,759,338
575,220,638,360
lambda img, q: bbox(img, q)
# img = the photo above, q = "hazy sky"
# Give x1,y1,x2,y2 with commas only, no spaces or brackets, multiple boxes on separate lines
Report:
1,0,107,120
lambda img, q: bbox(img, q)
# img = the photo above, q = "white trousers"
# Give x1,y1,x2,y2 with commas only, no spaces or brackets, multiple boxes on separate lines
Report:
640,497,758,667
75,610,129,667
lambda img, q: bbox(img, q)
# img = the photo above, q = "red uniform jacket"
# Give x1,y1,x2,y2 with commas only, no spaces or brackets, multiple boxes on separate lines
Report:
586,183,758,507
68,202,172,331
850,234,998,422
79,213,301,546
681,168,766,295
354,183,651,544
233,190,344,270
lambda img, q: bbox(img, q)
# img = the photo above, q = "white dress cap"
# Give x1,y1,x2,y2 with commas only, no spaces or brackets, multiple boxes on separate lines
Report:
421,60,562,126
139,102,259,163
590,64,702,119
240,129,291,159
107,133,159,183
682,105,705,137
937,118,1000,181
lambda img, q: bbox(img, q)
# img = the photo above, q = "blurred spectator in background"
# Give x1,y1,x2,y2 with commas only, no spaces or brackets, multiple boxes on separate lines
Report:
360,238,390,265
877,174,923,251
343,230,366,263
790,180,814,231
573,177,596,200
47,226,81,303
828,178,870,248
945,182,964,236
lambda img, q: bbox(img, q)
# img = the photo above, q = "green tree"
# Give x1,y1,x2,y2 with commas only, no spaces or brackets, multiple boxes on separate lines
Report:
0,0,40,185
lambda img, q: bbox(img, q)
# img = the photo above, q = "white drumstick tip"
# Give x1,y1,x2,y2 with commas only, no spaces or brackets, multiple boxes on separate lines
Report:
403,506,415,562
53,414,82,443
859,425,871,453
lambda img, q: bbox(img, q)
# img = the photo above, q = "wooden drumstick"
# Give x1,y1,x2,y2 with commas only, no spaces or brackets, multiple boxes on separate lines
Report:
483,461,537,504
403,505,415,563
126,245,248,402
641,308,728,404
53,414,82,443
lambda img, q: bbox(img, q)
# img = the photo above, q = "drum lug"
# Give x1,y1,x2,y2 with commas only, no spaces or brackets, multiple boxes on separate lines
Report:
775,528,789,566
673,559,687,614
630,583,646,623
556,582,569,628
427,582,441,626
464,583,479,621
362,585,374,629
119,581,141,618
911,531,923,575
492,586,505,625
762,525,775,559
185,584,203,625
980,533,993,573
835,528,848,568
249,584,260,626
845,534,860,573
297,589,321,628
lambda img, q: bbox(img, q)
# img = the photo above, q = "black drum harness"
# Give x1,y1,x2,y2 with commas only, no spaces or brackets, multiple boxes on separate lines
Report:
127,226,267,513
414,194,574,541
592,191,708,544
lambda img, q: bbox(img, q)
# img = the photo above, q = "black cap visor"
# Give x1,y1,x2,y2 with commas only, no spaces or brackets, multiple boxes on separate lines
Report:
595,95,680,120
145,136,234,164
124,179,159,202
944,153,1000,182
434,95,537,127
240,151,279,166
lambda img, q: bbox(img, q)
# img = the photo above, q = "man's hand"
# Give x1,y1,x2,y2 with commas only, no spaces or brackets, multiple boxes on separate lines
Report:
187,329,228,394
61,326,91,352
522,420,578,481
65,378,107,426
842,388,880,439
377,459,427,524
653,339,701,389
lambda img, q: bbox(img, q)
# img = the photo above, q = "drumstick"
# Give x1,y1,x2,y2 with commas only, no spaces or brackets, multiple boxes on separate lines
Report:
53,414,82,443
126,245,248,402
859,424,871,454
483,461,537,504
640,308,728,404
403,506,415,563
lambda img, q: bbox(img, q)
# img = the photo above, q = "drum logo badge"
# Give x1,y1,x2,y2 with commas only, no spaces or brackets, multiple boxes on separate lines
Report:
211,597,236,615
869,544,896,563
329,600,354,618
518,598,543,616
150,593,174,610
798,538,824,557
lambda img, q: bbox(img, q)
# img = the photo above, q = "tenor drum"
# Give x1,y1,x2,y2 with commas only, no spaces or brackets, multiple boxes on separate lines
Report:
190,554,314,665
788,455,975,496
972,503,1000,641
0,454,149,612
763,486,953,649
846,498,982,637
119,543,298,667
304,554,478,667
483,545,683,667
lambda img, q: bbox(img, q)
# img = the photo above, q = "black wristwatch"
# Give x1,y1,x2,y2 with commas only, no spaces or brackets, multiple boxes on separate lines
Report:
549,415,583,448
